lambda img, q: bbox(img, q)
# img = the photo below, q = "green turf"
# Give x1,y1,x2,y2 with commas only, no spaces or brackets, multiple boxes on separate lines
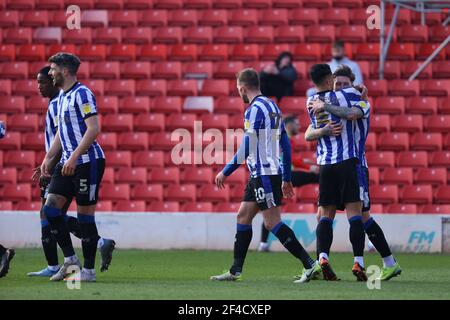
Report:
1,249,450,300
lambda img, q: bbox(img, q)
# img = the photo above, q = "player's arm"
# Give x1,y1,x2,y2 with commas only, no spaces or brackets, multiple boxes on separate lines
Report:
279,127,294,198
41,129,62,177
62,115,100,176
311,99,363,121
304,123,343,141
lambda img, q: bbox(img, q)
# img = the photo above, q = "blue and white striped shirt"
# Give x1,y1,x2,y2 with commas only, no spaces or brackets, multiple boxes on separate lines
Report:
56,82,104,165
307,87,367,165
45,94,59,152
244,95,284,178
353,98,371,168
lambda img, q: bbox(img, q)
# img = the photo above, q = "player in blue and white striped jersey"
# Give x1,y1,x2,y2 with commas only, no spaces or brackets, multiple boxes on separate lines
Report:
305,64,367,281
211,68,320,283
28,66,115,278
306,66,401,281
40,53,108,282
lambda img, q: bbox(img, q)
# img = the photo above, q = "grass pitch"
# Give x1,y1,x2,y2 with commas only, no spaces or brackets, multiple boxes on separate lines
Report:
1,249,449,300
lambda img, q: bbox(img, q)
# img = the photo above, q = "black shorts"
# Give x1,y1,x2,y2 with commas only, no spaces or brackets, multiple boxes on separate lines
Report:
242,175,283,211
48,158,105,206
318,158,363,210
361,166,371,213
291,171,320,187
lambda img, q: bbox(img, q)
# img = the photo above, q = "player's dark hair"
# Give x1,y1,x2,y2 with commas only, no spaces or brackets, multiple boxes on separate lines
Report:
284,115,297,125
309,64,332,86
236,68,260,90
48,52,81,75
38,66,52,81
332,40,344,49
333,65,355,83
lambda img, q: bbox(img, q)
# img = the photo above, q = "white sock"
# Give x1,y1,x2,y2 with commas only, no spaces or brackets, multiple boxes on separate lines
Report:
48,265,60,271
382,255,396,268
97,237,104,249
64,255,77,263
354,256,365,268
319,253,329,261
82,268,95,274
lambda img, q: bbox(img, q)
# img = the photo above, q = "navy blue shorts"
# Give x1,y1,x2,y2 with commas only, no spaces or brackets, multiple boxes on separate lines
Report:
242,174,283,211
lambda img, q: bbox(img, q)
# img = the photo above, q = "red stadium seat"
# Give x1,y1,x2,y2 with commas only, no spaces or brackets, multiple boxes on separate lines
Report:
319,8,349,25
396,151,428,168
8,114,38,132
366,151,395,167
16,45,45,61
154,0,182,9
388,80,419,96
214,202,241,212
100,184,130,201
109,44,136,61
293,44,321,61
115,201,146,212
354,43,379,60
21,132,45,150
304,0,331,8
201,80,229,96
138,9,167,27
401,61,432,80
33,27,61,44
420,205,450,214
0,11,19,27
152,61,181,79
284,203,316,214
183,167,212,185
169,10,197,27
401,185,432,204
0,168,17,184
3,27,32,44
134,114,165,132
150,132,178,150
213,61,244,79
407,97,437,115
0,96,25,113
199,44,229,61
230,44,259,61
199,9,228,27
0,131,20,150
12,80,37,97
289,8,319,25
167,80,197,96
260,44,290,60
430,151,450,167
420,80,450,97
184,26,212,44
370,61,401,79
105,79,135,96
169,44,198,61
62,29,92,45
438,98,450,114
416,44,446,61
1,183,31,201
398,25,428,43
78,44,106,61
166,113,197,131
296,184,319,203
336,25,366,43
245,26,274,44
370,114,390,133
120,62,151,79
108,10,137,28
432,61,450,79
119,96,150,114
81,10,108,28
435,186,450,204
215,96,245,114
228,9,258,26
131,184,163,201
153,96,182,113
375,96,405,115
165,184,196,202
133,151,164,168
370,185,398,204
182,202,214,212
153,26,182,44
305,25,335,43
96,133,117,151
365,80,387,97
91,61,120,79
116,167,147,184
259,8,288,26
184,0,212,9
198,185,230,202
147,201,180,212
410,133,442,152
0,45,15,62
4,151,35,168
104,151,132,168
102,114,133,131
381,167,413,185
0,201,13,210
149,167,180,185
387,43,415,61
415,168,446,185
425,115,450,132
279,97,307,115
95,0,123,9
97,96,118,114
199,114,229,131
429,25,449,42
392,115,423,133
139,44,168,61
92,27,121,44
213,26,243,43
117,132,148,150
136,79,167,96
386,204,417,214
122,27,151,44
275,25,304,43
